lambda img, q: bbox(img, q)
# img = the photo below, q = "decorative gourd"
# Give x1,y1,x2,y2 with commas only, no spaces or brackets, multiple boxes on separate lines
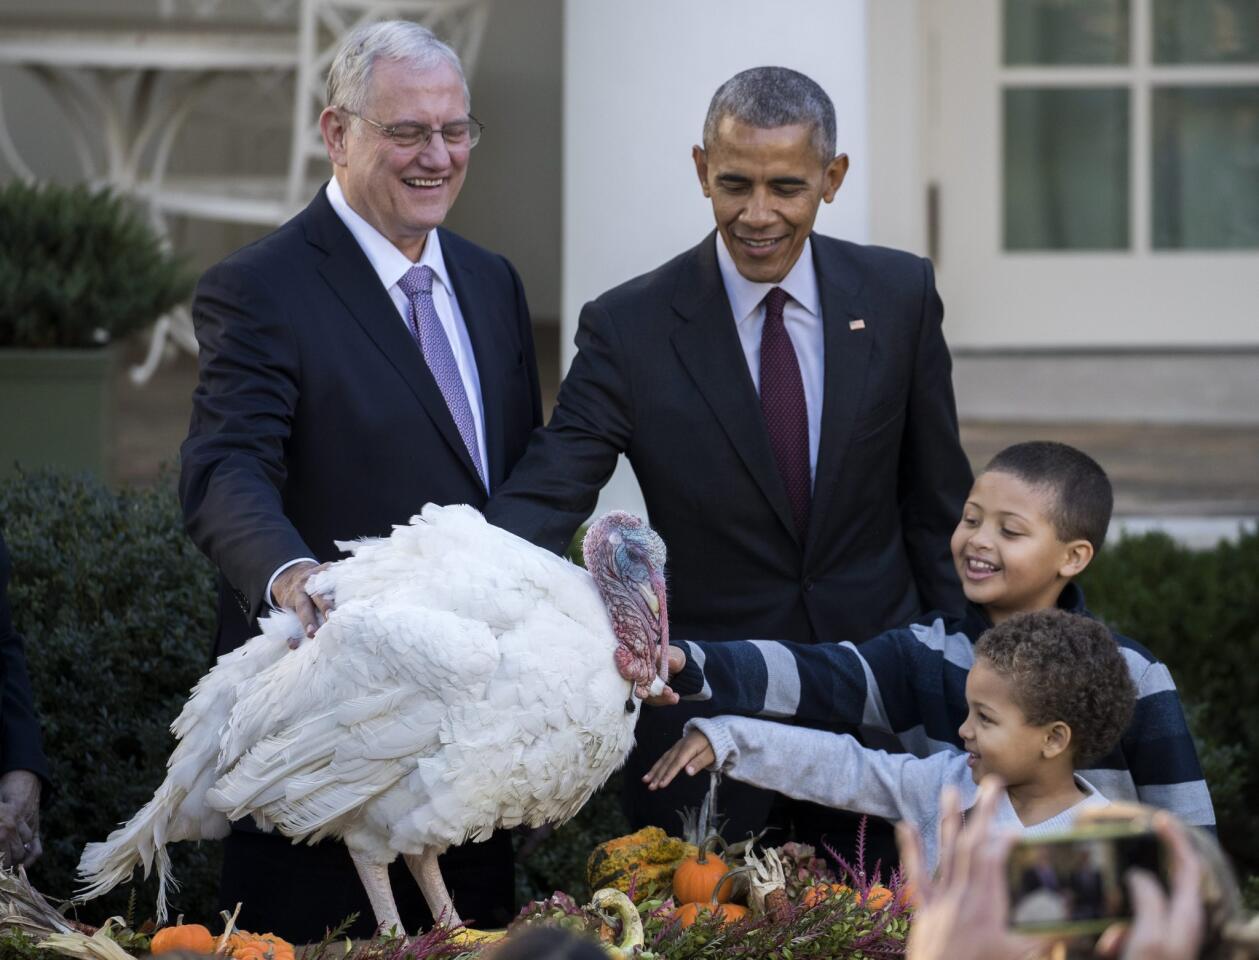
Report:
587,826,698,902
863,885,894,910
801,882,851,908
590,888,644,959
672,836,733,904
149,923,215,955
896,882,918,908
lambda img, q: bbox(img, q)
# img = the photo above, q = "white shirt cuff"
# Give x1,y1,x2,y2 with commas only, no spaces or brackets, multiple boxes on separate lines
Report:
266,557,318,612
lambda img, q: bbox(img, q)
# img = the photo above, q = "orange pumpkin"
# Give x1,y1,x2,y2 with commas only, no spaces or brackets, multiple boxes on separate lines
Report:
673,901,748,927
672,837,734,904
801,882,851,908
896,882,918,909
226,932,294,960
863,885,894,910
150,923,215,955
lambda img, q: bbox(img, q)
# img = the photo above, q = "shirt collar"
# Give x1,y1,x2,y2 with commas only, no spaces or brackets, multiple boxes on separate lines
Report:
714,231,820,322
325,176,452,294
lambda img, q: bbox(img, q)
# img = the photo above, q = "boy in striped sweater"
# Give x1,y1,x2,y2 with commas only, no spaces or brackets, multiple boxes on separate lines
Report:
646,441,1214,829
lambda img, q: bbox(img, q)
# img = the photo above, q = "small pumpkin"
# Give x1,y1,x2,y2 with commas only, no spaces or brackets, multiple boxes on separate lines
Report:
226,932,294,960
863,885,894,910
672,836,733,904
896,882,918,908
673,901,748,928
801,882,851,908
150,923,215,955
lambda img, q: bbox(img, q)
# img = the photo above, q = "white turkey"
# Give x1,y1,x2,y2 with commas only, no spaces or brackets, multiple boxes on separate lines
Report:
76,505,671,933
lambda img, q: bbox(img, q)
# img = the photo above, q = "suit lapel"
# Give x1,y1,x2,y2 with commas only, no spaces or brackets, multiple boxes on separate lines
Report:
806,235,873,558
305,192,484,490
440,229,506,492
669,235,801,544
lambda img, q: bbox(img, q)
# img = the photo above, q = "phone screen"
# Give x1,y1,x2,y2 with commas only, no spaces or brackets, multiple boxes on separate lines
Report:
1007,826,1165,935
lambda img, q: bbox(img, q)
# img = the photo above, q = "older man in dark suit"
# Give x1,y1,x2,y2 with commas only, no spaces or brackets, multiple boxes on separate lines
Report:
179,20,540,939
486,66,973,851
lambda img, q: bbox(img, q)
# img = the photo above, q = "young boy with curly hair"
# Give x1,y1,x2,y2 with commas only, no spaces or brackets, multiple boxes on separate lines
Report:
647,609,1136,865
646,442,1213,829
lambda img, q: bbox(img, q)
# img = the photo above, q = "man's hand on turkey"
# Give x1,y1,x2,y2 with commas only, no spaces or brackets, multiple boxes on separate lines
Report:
272,561,333,645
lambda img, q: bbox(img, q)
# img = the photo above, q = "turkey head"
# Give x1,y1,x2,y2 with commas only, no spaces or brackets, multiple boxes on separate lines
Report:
582,512,670,701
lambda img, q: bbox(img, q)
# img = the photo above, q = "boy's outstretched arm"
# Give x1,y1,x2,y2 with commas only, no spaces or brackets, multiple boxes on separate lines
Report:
644,714,974,832
662,634,887,729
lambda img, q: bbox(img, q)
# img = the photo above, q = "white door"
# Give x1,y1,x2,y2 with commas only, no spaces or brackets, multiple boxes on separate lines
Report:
928,0,1259,349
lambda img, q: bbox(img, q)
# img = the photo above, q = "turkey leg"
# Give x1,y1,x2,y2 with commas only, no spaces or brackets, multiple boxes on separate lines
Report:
404,847,461,927
348,850,403,934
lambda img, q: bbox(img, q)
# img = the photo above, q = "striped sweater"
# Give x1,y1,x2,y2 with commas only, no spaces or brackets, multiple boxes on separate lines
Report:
671,583,1215,828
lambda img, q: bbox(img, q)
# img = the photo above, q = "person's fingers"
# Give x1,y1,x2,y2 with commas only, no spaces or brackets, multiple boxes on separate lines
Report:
14,819,30,847
1151,814,1204,957
21,833,41,867
667,645,686,677
896,820,933,906
1122,869,1168,959
936,785,963,888
643,688,680,707
1093,922,1129,958
293,593,321,642
643,744,685,789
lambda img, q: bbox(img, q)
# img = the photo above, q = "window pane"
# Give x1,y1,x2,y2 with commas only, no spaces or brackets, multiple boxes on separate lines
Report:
1153,0,1259,64
1004,0,1130,65
1153,87,1259,249
1004,88,1131,250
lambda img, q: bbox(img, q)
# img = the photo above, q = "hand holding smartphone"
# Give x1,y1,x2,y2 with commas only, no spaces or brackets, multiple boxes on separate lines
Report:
1007,823,1168,937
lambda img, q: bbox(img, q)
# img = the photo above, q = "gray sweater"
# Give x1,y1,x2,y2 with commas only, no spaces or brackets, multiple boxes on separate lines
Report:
687,715,1111,869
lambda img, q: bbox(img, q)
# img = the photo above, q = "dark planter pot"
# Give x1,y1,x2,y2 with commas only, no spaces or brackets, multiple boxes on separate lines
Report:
0,347,115,479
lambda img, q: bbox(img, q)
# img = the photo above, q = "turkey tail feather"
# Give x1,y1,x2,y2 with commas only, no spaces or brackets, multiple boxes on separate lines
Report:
75,611,300,921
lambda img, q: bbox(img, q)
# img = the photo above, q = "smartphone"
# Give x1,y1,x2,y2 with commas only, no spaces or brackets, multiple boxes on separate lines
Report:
1007,823,1167,936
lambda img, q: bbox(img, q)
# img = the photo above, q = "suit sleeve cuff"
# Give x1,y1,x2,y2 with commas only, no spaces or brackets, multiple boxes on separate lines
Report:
266,557,318,612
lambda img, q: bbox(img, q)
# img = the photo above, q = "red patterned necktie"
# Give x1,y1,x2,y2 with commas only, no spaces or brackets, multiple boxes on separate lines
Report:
759,286,811,536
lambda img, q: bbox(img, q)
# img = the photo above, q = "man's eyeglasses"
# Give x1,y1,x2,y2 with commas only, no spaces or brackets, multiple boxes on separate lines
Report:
340,108,484,150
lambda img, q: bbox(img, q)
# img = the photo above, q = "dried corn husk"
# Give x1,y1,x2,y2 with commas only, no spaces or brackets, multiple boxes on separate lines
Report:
37,918,133,960
0,866,77,938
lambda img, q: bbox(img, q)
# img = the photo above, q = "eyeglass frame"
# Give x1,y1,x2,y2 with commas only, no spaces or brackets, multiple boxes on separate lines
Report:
338,107,485,150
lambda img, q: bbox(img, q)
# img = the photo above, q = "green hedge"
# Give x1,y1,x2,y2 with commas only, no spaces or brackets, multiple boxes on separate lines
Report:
1,471,1254,923
1079,525,1259,878
0,471,221,922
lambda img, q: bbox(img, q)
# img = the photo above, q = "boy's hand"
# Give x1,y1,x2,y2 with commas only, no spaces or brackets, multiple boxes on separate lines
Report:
642,729,715,790
641,646,687,707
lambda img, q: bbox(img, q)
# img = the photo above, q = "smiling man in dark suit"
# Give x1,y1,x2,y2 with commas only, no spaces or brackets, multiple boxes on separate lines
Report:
486,66,972,852
179,20,540,939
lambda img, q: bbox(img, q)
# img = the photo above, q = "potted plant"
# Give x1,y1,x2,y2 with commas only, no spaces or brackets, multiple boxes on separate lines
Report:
0,180,193,478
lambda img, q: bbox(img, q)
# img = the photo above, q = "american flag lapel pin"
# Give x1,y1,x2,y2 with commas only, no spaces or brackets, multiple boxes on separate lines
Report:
849,318,866,331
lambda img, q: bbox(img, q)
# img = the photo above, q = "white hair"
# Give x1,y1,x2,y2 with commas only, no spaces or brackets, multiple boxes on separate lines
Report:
326,20,470,115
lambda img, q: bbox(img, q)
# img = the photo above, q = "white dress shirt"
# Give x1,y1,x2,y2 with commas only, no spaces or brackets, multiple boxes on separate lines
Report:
267,179,491,609
715,232,824,482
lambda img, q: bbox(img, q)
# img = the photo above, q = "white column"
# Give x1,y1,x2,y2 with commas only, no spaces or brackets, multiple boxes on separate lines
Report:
562,0,871,515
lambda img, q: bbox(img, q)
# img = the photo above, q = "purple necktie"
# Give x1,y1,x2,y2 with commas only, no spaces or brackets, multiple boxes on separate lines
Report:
398,265,486,489
759,286,810,536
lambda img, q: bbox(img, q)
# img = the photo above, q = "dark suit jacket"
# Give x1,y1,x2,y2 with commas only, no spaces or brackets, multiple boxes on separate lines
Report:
180,187,543,658
177,187,541,936
485,231,972,836
0,532,50,784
